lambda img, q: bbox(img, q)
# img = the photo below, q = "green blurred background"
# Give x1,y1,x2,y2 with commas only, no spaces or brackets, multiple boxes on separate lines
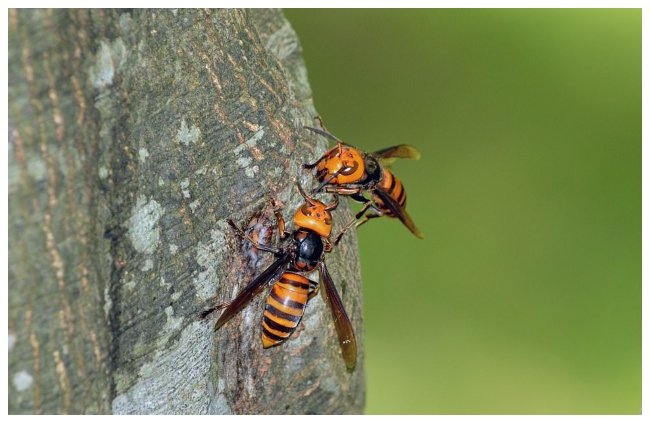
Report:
283,9,641,414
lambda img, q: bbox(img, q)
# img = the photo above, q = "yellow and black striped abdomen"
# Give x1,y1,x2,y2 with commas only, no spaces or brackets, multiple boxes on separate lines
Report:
262,272,311,348
376,169,407,215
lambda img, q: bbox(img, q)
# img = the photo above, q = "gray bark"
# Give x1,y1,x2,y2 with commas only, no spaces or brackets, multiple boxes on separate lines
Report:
8,8,364,414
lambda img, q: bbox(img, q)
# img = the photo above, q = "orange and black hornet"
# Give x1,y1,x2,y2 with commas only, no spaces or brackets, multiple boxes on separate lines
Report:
201,184,357,369
303,118,424,244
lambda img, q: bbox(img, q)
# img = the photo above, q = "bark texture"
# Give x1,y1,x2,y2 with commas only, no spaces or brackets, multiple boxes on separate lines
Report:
8,8,365,414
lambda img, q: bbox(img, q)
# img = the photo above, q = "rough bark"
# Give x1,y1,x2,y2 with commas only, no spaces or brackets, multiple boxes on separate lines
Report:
8,9,365,414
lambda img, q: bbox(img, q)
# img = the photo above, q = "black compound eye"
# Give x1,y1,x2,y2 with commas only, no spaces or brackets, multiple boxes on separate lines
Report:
341,161,359,176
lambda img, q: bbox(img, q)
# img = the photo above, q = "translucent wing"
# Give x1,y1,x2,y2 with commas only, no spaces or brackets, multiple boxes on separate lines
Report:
373,188,425,239
374,144,421,165
319,260,357,369
214,251,292,331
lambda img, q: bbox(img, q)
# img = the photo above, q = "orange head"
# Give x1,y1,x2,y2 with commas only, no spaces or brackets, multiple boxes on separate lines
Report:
316,143,365,186
294,184,338,238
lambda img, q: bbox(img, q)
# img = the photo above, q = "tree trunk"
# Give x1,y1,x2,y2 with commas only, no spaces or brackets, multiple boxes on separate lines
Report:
8,8,365,414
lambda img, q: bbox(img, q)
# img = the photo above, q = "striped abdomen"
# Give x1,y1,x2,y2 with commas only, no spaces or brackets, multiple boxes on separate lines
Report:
262,272,311,348
376,169,407,215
